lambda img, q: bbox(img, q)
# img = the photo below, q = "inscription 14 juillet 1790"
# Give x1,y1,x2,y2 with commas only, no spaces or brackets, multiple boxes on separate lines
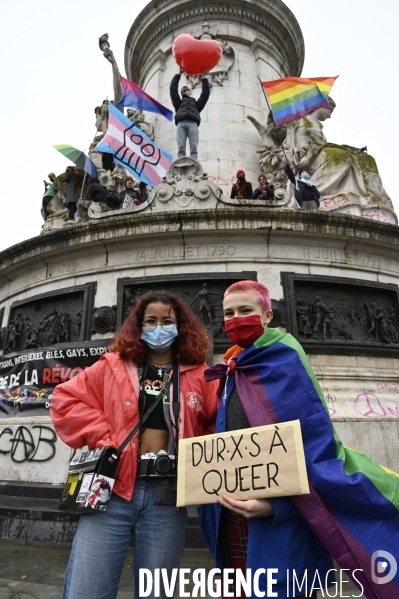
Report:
131,244,236,262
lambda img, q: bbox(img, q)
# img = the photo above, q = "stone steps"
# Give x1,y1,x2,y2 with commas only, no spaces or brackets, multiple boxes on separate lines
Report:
0,480,208,550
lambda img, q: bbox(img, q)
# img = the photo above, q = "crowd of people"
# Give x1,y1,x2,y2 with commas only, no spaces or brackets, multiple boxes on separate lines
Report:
228,164,320,209
42,168,148,222
42,70,321,221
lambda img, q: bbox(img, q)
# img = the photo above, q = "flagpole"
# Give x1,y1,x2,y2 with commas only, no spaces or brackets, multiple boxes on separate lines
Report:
258,77,288,161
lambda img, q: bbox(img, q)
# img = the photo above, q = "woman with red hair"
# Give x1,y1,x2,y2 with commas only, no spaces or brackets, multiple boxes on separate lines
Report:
51,290,219,599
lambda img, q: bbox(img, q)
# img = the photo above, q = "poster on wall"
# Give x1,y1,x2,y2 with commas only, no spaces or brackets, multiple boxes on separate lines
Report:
0,340,111,418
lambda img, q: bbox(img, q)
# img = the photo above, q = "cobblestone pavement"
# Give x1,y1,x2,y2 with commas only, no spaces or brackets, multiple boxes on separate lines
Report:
0,541,366,598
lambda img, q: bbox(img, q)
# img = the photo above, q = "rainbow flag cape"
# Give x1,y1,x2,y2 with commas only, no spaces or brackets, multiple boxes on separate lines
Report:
117,76,173,121
262,76,338,127
96,103,172,187
207,328,399,599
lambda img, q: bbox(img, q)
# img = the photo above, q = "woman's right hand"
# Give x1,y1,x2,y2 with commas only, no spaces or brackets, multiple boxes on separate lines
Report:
104,436,111,442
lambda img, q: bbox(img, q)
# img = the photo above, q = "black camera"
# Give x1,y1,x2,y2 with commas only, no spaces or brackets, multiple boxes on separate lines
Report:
138,450,177,478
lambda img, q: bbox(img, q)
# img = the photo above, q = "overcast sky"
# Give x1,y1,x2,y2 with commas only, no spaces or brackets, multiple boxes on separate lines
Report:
1,0,397,252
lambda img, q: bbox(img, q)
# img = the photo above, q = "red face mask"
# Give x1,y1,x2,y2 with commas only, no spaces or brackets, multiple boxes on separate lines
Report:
224,314,265,347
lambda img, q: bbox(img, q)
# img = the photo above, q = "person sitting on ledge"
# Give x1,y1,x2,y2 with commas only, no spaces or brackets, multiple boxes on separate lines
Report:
230,170,253,199
251,174,275,200
284,158,321,210
120,176,148,207
83,177,121,210
170,67,210,161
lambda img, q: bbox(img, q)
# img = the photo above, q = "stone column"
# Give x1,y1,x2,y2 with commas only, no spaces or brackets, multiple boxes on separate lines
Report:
125,0,304,198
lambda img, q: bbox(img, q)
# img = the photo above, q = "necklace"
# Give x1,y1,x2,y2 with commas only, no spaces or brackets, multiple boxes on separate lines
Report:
148,363,171,377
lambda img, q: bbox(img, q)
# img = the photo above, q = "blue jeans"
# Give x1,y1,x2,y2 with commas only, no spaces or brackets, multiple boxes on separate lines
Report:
176,120,199,160
63,479,187,599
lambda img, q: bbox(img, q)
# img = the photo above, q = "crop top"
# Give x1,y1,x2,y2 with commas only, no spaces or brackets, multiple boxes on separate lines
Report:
141,364,170,431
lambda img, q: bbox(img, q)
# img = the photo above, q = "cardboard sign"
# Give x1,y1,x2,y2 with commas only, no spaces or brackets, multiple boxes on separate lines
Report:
177,420,309,507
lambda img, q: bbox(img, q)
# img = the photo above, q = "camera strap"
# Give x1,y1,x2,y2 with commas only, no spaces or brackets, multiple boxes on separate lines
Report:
171,359,180,451
108,364,173,464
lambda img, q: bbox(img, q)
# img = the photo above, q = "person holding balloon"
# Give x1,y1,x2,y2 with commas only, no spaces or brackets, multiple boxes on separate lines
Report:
170,32,224,161
169,66,210,161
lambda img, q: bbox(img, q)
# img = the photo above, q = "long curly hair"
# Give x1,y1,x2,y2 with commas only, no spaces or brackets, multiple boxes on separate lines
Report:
108,290,211,365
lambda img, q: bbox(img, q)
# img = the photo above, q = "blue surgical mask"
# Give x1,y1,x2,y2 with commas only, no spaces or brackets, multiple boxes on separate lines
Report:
183,90,191,97
301,172,310,180
140,325,178,352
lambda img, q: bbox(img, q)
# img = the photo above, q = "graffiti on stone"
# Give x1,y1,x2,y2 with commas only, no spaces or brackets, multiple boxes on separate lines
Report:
0,425,57,463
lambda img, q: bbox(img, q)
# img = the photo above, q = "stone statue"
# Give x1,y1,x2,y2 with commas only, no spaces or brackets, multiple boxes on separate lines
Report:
248,99,395,219
111,164,126,193
98,34,123,108
94,101,110,135
127,109,155,141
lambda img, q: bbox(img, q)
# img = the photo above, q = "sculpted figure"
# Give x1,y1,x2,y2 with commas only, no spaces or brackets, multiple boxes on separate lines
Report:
191,283,222,325
25,318,40,349
363,299,377,341
98,34,122,107
6,321,19,353
312,296,331,340
248,99,393,207
127,109,155,141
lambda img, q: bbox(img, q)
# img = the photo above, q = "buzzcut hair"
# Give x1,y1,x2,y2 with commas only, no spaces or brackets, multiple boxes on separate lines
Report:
224,280,271,312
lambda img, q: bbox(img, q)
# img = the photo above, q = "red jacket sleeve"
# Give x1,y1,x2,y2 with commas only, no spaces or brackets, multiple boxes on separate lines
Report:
201,377,220,435
50,359,115,450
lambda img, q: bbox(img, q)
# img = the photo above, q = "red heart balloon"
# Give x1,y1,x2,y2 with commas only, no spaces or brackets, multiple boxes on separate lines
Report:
172,34,222,76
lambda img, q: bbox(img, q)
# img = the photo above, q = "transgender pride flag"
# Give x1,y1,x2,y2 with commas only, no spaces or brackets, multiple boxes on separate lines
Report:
96,104,172,187
117,76,173,121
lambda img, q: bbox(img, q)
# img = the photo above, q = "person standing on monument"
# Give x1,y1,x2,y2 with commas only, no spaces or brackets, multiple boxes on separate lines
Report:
62,166,84,222
50,291,219,599
170,67,210,160
284,158,321,210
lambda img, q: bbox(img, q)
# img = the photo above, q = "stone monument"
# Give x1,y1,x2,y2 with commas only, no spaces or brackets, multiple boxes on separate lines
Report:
0,0,398,546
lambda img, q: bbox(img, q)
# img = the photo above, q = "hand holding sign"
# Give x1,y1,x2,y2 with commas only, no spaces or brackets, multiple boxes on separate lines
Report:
217,495,274,518
177,420,309,507
172,34,222,76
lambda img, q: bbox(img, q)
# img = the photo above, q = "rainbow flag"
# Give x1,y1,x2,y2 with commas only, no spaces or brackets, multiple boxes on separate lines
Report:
117,76,173,121
262,76,338,127
205,328,399,599
96,103,172,187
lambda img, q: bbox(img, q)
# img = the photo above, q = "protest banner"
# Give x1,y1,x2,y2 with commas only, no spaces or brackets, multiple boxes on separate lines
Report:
0,340,111,418
176,420,309,507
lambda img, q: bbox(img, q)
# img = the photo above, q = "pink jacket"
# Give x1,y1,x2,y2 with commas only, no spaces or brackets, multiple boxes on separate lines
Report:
50,353,219,501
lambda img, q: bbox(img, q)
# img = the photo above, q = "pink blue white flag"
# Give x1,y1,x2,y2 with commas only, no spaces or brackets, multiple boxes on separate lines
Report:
96,104,172,187
117,76,173,121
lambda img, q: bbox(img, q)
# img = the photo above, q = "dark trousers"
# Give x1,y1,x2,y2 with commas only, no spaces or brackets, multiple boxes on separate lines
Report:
42,195,55,220
66,202,77,219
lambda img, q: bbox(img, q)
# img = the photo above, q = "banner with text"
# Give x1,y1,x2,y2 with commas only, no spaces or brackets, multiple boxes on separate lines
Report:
177,421,309,507
0,340,111,418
